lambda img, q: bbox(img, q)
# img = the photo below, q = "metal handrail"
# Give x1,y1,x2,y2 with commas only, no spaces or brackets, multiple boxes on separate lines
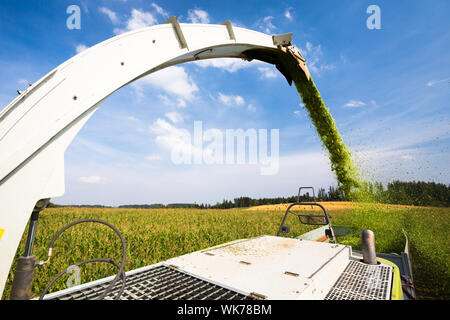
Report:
297,187,317,203
276,202,336,243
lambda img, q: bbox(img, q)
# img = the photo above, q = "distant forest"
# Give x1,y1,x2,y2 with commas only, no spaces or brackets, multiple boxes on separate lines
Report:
50,181,449,209
201,180,449,209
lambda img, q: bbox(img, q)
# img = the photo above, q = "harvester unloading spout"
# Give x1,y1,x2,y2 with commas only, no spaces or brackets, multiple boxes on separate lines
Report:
0,15,376,300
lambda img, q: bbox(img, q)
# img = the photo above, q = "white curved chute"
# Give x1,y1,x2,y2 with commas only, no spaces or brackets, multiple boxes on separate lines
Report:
0,18,310,297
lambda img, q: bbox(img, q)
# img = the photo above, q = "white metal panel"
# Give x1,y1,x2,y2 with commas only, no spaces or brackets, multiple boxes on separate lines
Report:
166,236,351,299
36,237,395,300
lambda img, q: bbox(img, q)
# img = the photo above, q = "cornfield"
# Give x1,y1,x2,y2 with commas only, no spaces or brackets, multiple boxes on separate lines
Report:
2,203,449,300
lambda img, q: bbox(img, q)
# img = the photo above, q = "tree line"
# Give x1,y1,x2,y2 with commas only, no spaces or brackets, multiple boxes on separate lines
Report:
354,180,449,207
188,180,449,209
49,180,449,209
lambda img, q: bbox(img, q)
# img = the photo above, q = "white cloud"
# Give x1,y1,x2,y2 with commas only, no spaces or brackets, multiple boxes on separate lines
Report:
247,104,256,112
17,78,30,86
157,95,187,108
285,8,293,20
132,66,198,101
427,77,450,87
194,58,256,73
218,93,245,106
99,7,119,24
151,3,169,18
114,8,158,34
150,118,176,135
145,153,163,161
187,9,210,24
319,64,335,71
165,111,183,123
257,16,276,34
344,100,366,107
299,42,334,75
158,94,171,105
149,118,202,159
78,176,110,184
195,58,279,80
75,44,88,54
257,66,278,79
294,103,306,116
127,9,157,29
176,98,187,108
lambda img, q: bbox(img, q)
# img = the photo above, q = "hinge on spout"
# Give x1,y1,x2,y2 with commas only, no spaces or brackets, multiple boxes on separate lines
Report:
283,45,311,81
272,33,293,47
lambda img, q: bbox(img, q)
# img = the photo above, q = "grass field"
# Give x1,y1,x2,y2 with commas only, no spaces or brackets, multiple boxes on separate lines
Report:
2,202,449,300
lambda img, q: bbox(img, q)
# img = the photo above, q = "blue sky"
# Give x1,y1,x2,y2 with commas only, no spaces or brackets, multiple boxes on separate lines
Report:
0,0,449,205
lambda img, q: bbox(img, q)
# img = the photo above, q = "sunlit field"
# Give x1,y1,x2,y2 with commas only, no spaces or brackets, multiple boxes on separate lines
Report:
3,203,449,300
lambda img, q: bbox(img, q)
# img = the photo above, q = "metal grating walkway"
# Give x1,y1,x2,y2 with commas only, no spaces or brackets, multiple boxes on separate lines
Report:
49,264,254,300
325,260,393,300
